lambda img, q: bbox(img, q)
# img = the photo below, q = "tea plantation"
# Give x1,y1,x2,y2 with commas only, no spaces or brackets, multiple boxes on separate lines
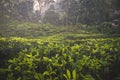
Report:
0,22,120,80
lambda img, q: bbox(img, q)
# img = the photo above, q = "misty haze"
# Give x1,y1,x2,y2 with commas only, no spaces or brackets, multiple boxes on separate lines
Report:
0,0,120,80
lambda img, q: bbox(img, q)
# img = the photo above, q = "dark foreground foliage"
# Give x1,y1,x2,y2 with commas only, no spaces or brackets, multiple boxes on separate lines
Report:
0,37,120,80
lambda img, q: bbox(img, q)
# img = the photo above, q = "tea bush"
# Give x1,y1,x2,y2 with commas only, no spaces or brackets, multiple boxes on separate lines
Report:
0,37,120,80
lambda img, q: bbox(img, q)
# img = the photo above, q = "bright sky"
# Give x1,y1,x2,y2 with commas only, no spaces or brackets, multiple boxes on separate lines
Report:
54,0,57,2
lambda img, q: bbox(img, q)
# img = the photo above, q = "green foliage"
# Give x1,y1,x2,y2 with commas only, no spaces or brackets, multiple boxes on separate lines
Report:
63,69,77,80
1,21,120,39
83,74,95,80
0,37,120,80
98,21,120,34
43,5,60,25
0,0,119,25
7,48,41,80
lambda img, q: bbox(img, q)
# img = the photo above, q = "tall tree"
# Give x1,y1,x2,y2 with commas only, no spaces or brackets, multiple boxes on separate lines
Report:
60,0,72,25
43,5,60,25
59,0,113,25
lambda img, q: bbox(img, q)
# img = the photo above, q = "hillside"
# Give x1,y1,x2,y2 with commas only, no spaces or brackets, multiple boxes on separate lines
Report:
0,21,120,39
0,0,120,79
0,22,120,80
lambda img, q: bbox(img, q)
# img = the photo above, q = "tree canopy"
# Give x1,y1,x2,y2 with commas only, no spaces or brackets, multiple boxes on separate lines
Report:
0,0,120,25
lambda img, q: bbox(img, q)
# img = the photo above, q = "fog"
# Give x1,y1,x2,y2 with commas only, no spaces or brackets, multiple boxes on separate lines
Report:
33,0,61,19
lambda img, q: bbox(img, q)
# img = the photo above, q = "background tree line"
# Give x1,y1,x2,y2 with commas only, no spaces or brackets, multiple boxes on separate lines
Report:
0,0,120,25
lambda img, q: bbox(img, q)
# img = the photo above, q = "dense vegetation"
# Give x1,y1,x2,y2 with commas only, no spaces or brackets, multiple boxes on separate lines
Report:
0,0,120,80
0,0,120,25
0,37,120,80
0,22,120,80
0,21,120,38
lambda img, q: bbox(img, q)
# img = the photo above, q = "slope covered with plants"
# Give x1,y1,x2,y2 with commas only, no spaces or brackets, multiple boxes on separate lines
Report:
0,22,120,80
0,0,120,80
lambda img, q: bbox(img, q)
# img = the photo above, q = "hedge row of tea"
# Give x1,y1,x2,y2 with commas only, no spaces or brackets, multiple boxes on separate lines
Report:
0,37,120,80
1,21,120,38
0,22,90,38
